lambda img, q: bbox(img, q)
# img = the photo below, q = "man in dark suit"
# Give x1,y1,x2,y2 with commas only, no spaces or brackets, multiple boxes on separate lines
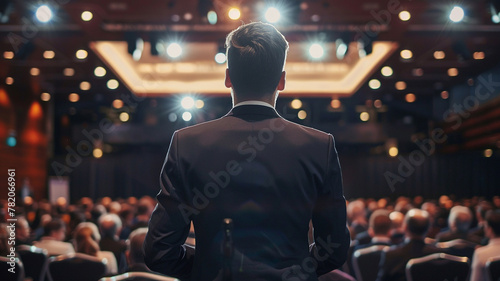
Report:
144,22,350,281
376,209,444,281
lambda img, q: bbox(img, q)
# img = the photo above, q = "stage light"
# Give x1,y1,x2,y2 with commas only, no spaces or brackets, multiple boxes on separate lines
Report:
434,51,445,60
195,100,204,109
228,8,241,20
182,111,192,121
360,112,370,122
166,43,182,58
41,92,51,101
405,93,416,103
215,47,226,64
107,79,119,90
80,81,91,91
473,52,485,60
331,99,341,109
400,49,413,59
308,43,324,59
93,148,103,158
76,49,88,59
30,68,40,76
395,81,407,90
412,68,424,77
388,147,398,157
68,93,79,102
43,50,55,59
374,99,382,108
207,10,217,25
35,5,53,23
63,68,75,77
298,110,307,120
448,68,459,77
265,7,281,23
399,11,411,21
181,97,195,109
94,66,106,77
5,77,13,85
484,149,493,158
369,79,381,90
112,99,124,109
450,6,465,22
441,91,449,99
168,113,178,122
381,66,393,77
336,39,348,60
3,51,14,59
119,112,130,122
291,99,302,109
81,11,93,21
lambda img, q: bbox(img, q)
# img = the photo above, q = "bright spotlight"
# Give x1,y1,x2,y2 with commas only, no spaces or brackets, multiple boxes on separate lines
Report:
36,5,53,23
181,97,195,109
399,11,411,21
360,112,370,122
228,8,241,20
207,10,218,25
182,112,192,121
76,49,88,59
167,43,182,58
298,110,307,120
335,39,348,60
195,100,204,109
450,6,465,23
381,66,393,77
215,52,226,64
388,147,399,157
107,79,119,90
309,43,324,59
369,79,381,90
265,7,281,23
119,112,130,122
94,66,106,77
81,11,93,21
291,99,302,109
93,148,103,158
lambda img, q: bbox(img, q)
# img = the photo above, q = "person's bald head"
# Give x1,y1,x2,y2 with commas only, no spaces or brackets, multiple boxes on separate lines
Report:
404,209,430,238
98,213,122,238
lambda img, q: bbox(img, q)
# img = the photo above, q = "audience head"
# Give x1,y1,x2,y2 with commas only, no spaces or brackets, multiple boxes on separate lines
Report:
404,209,430,239
448,206,472,232
476,201,493,223
486,209,500,239
389,211,405,232
347,200,366,223
368,209,392,237
99,213,122,238
225,22,289,100
15,216,31,241
44,218,66,241
127,227,148,266
421,201,437,218
73,222,101,256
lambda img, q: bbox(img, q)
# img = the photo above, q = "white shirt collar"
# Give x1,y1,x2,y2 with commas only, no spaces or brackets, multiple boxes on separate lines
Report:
234,100,274,109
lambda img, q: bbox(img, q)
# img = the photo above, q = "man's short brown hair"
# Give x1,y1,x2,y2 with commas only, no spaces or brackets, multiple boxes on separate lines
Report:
226,22,289,98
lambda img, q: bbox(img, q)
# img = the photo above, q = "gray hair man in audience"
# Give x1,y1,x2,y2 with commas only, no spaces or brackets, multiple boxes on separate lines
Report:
127,227,151,272
99,213,127,273
435,205,481,244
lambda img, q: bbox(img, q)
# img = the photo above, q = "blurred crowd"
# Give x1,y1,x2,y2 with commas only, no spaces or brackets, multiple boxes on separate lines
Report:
1,194,500,280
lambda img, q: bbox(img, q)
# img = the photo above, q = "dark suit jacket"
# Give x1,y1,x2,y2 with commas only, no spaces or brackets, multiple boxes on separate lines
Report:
144,105,350,281
100,236,128,273
435,230,482,244
375,239,444,281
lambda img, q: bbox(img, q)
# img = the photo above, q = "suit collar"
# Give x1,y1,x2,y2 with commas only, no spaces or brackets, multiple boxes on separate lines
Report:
226,104,280,118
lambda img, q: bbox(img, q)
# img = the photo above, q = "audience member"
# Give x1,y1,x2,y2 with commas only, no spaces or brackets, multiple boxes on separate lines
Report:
347,200,368,239
435,205,481,244
73,222,118,275
99,213,128,273
33,218,75,256
389,211,405,245
355,209,392,252
126,227,151,272
15,216,33,246
469,201,493,245
376,209,444,281
470,210,500,281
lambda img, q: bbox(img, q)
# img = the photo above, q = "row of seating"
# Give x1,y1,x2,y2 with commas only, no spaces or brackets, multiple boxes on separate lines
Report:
351,244,500,281
0,245,179,281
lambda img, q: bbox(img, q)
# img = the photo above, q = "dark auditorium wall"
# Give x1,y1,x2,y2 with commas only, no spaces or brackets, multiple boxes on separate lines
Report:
0,87,49,201
51,149,500,202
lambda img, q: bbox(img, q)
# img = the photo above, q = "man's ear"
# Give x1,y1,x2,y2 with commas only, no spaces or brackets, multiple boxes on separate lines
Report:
225,69,232,88
277,71,286,91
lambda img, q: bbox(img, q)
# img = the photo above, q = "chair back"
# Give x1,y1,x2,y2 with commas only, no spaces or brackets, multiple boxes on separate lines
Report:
352,245,389,281
17,245,49,281
436,239,477,260
486,256,500,281
406,253,469,281
0,256,25,281
47,253,107,281
100,272,180,281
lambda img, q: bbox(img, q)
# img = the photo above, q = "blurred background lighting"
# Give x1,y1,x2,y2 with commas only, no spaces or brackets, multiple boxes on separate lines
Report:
182,111,192,121
69,93,79,102
93,148,103,158
181,97,195,109
360,112,370,121
41,92,51,102
43,50,55,59
76,49,88,59
107,79,119,90
119,112,130,122
94,66,106,77
228,8,241,20
298,110,307,120
36,5,53,23
450,6,465,22
291,99,302,109
265,7,281,23
81,11,93,21
112,99,124,109
369,79,381,90
381,66,393,77
309,43,324,59
166,43,182,58
399,11,411,21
